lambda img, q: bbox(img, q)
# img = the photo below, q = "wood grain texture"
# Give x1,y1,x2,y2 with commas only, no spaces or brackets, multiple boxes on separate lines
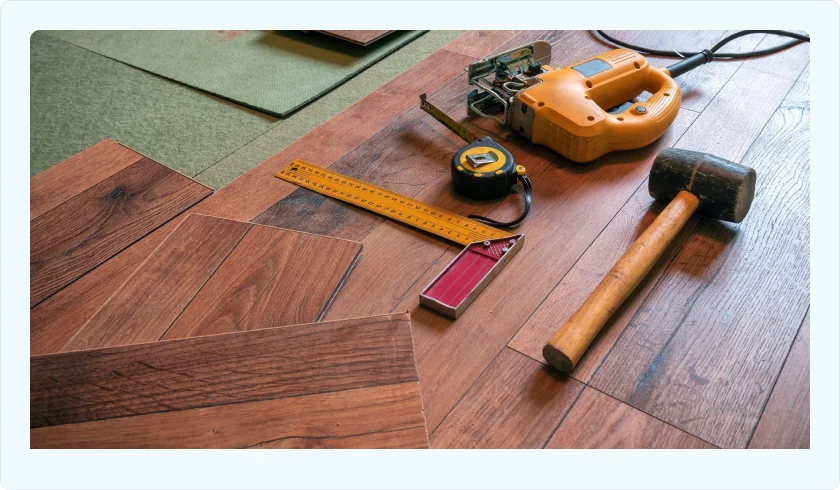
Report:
30,156,211,307
749,309,810,449
590,64,809,448
62,214,250,351
327,106,697,431
32,313,418,428
443,30,519,58
545,388,714,449
163,224,361,339
30,139,143,219
317,30,394,46
28,47,484,354
431,348,583,449
32,382,427,449
61,214,362,351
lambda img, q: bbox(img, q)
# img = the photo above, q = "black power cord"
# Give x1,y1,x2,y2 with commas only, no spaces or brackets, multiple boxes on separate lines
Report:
594,30,809,60
595,30,809,78
468,174,532,228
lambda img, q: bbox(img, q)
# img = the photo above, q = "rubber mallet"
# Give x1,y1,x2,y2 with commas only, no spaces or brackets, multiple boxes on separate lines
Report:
543,147,757,372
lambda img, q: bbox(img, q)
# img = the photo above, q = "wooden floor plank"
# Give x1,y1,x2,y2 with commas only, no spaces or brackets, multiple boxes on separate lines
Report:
32,382,426,449
316,30,394,46
545,387,714,449
30,156,211,308
32,313,426,448
30,139,143,220
163,225,361,339
589,64,809,448
32,313,417,427
442,30,520,58
431,348,583,449
61,214,250,351
60,214,361,352
749,309,810,449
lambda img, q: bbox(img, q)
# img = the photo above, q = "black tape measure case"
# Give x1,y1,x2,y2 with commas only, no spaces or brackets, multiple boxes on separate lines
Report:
451,137,523,200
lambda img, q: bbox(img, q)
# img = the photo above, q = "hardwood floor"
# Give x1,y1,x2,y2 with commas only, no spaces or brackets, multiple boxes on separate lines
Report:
30,142,211,307
29,31,810,449
316,30,394,46
31,314,428,448
60,214,362,352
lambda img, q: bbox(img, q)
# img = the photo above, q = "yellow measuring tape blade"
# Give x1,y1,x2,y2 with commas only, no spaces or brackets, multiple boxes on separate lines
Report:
275,160,510,247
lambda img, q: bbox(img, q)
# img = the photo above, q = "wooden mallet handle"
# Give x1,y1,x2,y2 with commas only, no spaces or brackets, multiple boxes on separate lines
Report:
543,190,700,372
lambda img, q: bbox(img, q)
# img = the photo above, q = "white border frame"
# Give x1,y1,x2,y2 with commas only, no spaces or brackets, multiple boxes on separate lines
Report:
2,2,837,489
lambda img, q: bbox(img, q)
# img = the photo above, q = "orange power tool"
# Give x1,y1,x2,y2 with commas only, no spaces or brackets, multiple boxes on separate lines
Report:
467,41,712,162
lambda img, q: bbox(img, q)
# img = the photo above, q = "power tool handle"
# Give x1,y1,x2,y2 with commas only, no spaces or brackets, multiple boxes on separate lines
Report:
543,190,700,372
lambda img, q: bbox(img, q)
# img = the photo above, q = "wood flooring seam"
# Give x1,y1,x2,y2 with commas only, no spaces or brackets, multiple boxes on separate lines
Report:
315,246,363,322
158,220,255,340
30,163,212,310
540,378,587,449
743,305,811,448
427,344,511,437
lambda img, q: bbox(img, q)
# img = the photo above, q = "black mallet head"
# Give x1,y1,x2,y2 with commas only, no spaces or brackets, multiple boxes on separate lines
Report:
649,148,757,223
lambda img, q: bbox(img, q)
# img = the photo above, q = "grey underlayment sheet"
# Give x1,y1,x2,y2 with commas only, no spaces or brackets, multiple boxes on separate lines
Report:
46,30,425,116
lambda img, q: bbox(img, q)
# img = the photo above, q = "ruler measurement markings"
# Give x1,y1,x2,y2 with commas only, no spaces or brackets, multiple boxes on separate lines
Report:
276,161,509,246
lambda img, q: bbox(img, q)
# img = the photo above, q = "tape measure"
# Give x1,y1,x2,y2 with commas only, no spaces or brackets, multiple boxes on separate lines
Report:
275,160,511,247
419,94,532,227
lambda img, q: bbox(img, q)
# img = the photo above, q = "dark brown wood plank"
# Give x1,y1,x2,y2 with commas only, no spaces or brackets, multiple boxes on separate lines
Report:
30,156,212,307
162,225,361,339
32,382,427,449
61,214,251,352
545,387,714,449
749,309,810,449
27,45,486,354
317,30,394,46
30,139,143,220
589,63,810,448
31,313,417,429
431,348,583,449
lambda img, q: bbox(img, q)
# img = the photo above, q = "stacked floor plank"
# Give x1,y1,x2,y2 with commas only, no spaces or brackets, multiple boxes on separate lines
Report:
30,31,809,449
29,141,428,448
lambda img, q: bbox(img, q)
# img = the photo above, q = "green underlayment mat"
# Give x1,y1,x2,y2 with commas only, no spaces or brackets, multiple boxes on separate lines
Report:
31,30,464,188
46,30,425,117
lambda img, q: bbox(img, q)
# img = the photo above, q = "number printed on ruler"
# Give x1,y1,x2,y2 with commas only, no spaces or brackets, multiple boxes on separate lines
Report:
276,160,511,247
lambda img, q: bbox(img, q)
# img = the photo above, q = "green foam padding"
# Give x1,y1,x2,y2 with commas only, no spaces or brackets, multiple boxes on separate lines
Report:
30,31,277,178
46,30,425,117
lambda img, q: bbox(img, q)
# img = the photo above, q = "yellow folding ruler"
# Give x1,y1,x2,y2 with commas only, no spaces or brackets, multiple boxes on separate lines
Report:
276,160,525,319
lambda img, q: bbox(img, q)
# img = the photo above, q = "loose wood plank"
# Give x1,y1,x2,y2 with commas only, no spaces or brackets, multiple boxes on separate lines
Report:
317,30,394,46
32,382,427,449
164,223,361,338
62,214,250,351
30,156,211,307
589,64,809,448
30,139,143,220
749,309,810,449
431,348,583,449
32,313,418,428
28,45,486,355
545,387,714,449
62,214,362,351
